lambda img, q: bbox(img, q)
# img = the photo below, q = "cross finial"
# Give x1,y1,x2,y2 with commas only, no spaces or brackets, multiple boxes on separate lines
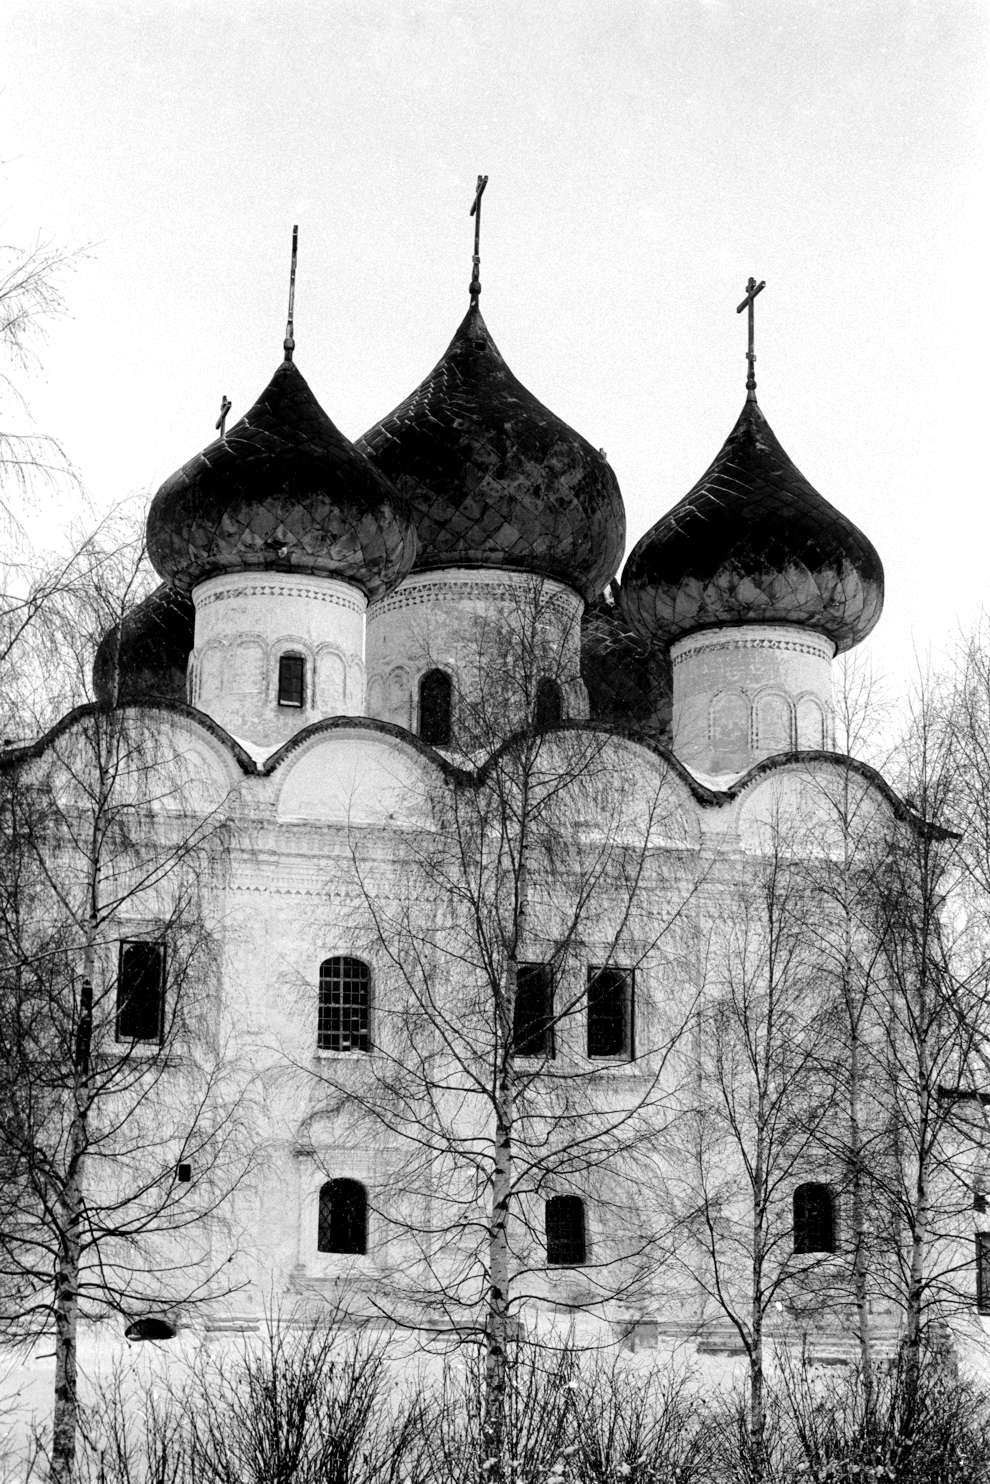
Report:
215,395,232,438
283,225,299,362
736,276,766,399
469,175,488,304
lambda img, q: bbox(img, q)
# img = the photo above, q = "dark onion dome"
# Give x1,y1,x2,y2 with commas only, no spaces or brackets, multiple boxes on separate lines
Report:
92,584,195,706
356,303,625,602
620,397,884,654
147,360,416,600
581,586,672,744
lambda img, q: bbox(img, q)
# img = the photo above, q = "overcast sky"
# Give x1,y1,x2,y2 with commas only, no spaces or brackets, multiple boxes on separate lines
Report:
2,0,987,698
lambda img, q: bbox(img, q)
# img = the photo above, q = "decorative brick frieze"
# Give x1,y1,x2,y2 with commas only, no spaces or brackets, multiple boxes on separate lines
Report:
197,582,364,615
671,634,832,666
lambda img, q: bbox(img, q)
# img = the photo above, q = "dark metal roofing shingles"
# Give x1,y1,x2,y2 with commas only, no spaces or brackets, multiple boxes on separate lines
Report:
147,360,416,599
92,584,195,705
621,398,884,653
357,304,625,602
581,588,672,743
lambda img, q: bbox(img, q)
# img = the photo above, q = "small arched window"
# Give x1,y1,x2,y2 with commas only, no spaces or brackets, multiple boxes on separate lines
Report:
534,678,563,730
318,957,371,1053
793,1182,836,1254
277,653,305,708
545,1195,586,1266
419,668,452,747
318,1178,367,1254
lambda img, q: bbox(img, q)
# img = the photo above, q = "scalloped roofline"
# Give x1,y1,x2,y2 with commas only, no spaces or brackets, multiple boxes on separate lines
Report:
0,701,260,776
726,748,955,839
0,704,946,838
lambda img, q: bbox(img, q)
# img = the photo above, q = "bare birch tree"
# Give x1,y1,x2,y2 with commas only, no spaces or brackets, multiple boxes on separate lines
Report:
303,580,704,1480
0,554,248,1484
672,803,844,1478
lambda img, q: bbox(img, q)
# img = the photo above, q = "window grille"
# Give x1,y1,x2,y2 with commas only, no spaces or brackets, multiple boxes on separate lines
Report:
278,653,305,708
587,967,634,1058
318,957,371,1052
534,678,563,729
977,1233,990,1314
545,1195,586,1265
419,669,452,747
513,963,554,1057
116,941,166,1042
318,1178,367,1254
793,1183,836,1253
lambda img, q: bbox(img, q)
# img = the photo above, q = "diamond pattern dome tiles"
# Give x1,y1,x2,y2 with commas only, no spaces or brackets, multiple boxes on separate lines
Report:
147,360,416,600
357,303,625,602
621,397,884,653
92,584,195,706
581,587,672,743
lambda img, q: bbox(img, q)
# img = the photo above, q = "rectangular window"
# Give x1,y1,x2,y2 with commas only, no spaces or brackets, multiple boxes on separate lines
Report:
318,957,371,1053
116,941,166,1042
513,963,555,1058
978,1233,990,1315
277,654,305,708
587,967,634,1058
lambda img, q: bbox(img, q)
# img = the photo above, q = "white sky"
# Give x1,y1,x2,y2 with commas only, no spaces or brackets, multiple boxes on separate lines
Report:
2,0,987,697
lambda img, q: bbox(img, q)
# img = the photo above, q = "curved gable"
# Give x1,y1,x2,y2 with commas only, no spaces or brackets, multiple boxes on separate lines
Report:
271,722,445,827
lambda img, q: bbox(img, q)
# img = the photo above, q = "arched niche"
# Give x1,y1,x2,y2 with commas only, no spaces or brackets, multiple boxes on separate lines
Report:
316,648,347,715
386,667,411,729
709,691,750,752
796,695,826,750
754,691,793,754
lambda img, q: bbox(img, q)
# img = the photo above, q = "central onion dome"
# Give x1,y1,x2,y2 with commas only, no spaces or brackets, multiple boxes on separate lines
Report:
147,359,416,600
356,302,625,602
621,395,883,653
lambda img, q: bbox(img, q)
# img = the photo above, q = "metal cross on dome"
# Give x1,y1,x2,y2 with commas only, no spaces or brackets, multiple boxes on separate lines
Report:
469,174,488,304
736,275,766,399
283,224,299,362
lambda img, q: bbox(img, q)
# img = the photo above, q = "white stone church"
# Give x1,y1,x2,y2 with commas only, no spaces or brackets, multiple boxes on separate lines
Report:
8,225,984,1378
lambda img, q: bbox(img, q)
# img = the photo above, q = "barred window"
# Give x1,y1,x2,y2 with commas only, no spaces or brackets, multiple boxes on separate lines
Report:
318,957,371,1052
277,653,305,708
587,967,634,1058
419,669,452,747
793,1183,836,1254
545,1195,586,1266
116,941,165,1043
977,1233,990,1314
513,963,554,1058
318,1178,367,1254
534,678,563,729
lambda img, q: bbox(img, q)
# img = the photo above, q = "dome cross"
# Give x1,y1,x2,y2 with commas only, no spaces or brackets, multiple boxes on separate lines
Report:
469,175,488,304
283,224,298,362
736,276,766,399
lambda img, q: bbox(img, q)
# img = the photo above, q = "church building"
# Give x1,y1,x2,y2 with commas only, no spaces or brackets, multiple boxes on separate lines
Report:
12,196,979,1377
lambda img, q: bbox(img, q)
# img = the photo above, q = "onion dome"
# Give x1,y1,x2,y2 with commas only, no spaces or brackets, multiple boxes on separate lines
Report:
621,396,884,653
356,301,625,602
92,585,195,706
581,586,671,743
147,359,416,599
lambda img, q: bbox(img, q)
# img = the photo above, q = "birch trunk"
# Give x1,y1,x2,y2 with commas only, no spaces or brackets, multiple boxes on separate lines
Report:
848,1029,875,1410
750,1126,766,1481
483,959,516,1484
50,933,95,1484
